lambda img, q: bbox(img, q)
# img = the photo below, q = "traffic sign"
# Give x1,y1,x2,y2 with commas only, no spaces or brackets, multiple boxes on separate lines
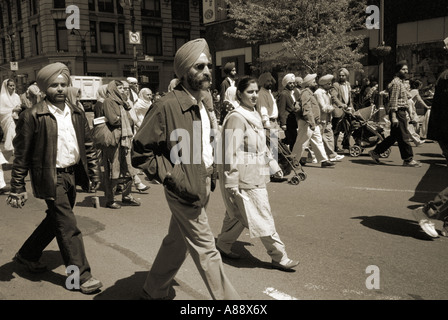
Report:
10,61,18,71
129,31,141,44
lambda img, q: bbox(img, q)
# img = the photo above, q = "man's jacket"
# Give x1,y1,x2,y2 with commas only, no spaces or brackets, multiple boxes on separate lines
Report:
10,100,100,200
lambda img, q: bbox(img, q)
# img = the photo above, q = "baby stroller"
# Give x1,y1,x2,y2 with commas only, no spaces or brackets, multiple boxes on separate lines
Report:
338,104,391,158
266,133,307,185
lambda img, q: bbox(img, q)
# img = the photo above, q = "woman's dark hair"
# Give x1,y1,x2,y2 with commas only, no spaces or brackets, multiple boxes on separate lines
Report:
410,79,422,90
236,76,258,102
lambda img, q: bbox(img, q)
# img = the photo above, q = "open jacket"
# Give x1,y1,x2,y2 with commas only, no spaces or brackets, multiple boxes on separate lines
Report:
10,100,100,200
131,86,217,207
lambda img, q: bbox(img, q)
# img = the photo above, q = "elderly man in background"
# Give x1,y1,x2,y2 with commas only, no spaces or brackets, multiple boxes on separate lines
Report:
314,74,345,162
132,38,240,300
257,72,279,129
7,62,103,294
292,74,335,168
127,76,139,104
278,73,301,150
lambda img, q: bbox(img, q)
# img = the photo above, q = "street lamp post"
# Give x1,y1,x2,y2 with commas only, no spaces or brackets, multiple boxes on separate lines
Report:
70,29,90,76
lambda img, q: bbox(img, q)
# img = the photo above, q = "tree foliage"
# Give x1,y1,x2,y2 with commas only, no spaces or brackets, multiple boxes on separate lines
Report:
225,0,368,75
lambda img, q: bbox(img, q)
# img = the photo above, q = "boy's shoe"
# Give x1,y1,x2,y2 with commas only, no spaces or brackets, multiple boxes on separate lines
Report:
80,277,103,294
418,219,438,238
403,159,422,167
368,150,380,164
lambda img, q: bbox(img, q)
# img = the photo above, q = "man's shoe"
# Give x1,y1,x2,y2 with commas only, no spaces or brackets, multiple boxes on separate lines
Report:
135,183,150,193
13,253,47,273
330,154,345,162
418,219,438,238
80,277,103,294
106,201,121,209
272,259,299,271
403,159,422,167
122,196,141,206
321,160,335,168
270,176,288,183
368,150,380,164
217,246,240,259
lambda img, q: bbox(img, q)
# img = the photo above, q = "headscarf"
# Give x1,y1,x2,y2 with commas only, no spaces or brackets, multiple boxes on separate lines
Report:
106,80,127,105
168,78,180,92
173,38,211,78
26,84,41,106
106,80,133,148
258,72,276,87
282,73,296,88
36,62,71,92
224,86,239,109
66,87,81,107
96,84,108,103
0,79,21,115
138,88,153,107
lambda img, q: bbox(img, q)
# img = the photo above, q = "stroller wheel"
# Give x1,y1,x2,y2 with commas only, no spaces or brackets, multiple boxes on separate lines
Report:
298,172,307,181
290,176,300,185
349,145,362,157
379,148,391,158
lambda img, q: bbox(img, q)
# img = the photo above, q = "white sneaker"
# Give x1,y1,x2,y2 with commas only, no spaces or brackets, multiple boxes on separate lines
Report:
418,219,438,238
330,154,345,162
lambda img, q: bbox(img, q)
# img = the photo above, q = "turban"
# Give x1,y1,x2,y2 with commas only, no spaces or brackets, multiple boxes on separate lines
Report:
318,74,334,86
302,74,317,87
223,62,236,75
36,62,71,92
258,72,276,87
27,84,40,96
168,78,180,92
174,38,211,78
282,73,296,87
295,77,303,83
127,77,138,84
338,68,350,77
395,60,408,73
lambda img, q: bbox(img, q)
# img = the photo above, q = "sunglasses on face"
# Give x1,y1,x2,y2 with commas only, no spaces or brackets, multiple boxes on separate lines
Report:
195,63,213,71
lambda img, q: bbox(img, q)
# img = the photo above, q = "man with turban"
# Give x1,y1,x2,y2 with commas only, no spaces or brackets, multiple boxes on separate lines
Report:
278,73,300,150
292,74,335,168
257,72,279,129
369,60,421,167
132,38,240,300
7,62,103,294
126,76,139,103
330,67,354,152
219,61,237,123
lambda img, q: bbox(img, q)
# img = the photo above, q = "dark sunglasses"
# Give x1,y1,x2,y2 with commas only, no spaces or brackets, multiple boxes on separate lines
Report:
195,63,213,71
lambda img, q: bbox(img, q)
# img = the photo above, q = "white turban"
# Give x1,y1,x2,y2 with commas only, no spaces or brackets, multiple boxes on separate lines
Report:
282,73,296,88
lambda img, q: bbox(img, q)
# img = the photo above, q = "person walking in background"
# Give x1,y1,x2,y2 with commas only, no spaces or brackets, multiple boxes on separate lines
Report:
409,79,431,140
331,68,354,152
216,76,299,271
132,38,240,300
133,88,153,129
292,74,335,168
278,73,300,150
66,87,85,112
369,61,421,167
314,74,344,162
102,80,142,209
219,62,237,124
6,62,102,294
256,72,279,130
127,77,139,104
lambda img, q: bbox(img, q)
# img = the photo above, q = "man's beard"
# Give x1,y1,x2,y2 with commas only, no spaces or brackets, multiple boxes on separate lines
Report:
187,72,212,91
398,73,407,80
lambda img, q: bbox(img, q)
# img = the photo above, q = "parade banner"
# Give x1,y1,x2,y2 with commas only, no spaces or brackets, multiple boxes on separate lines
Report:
203,0,216,24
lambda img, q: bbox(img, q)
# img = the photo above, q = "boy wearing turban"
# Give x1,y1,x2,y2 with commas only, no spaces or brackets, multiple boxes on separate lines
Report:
7,62,103,294
132,38,240,300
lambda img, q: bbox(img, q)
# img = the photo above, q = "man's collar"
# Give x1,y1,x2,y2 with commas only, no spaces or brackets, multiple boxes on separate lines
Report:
175,85,203,112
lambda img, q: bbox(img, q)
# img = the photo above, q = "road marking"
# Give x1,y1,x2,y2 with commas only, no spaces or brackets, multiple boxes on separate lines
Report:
263,287,298,300
350,187,437,194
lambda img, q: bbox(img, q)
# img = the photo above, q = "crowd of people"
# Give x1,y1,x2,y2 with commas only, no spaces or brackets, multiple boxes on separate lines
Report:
0,37,446,299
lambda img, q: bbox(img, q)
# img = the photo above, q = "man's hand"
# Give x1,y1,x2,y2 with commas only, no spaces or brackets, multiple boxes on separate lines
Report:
273,170,283,179
6,192,28,209
226,187,239,197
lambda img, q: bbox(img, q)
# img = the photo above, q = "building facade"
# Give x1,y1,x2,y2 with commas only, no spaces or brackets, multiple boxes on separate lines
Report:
0,0,205,93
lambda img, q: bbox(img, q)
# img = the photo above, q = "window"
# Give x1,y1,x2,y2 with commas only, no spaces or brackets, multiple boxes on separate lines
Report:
30,0,38,15
118,24,126,54
53,0,66,9
142,0,161,17
142,28,162,56
90,21,98,53
0,5,4,28
55,20,68,52
88,0,96,11
19,31,24,59
16,0,22,21
6,1,12,25
31,25,40,55
117,0,123,14
9,36,16,62
98,0,114,13
100,22,116,53
172,29,190,53
1,39,6,64
172,0,189,21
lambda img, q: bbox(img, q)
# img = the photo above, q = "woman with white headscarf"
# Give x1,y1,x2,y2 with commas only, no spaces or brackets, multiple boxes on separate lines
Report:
133,88,153,129
0,79,21,192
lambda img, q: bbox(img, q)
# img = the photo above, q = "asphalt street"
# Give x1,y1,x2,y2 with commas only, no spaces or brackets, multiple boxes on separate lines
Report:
0,140,447,301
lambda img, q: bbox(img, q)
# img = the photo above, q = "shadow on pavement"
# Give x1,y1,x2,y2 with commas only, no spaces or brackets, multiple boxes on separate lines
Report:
409,158,448,205
0,250,66,287
351,215,436,241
